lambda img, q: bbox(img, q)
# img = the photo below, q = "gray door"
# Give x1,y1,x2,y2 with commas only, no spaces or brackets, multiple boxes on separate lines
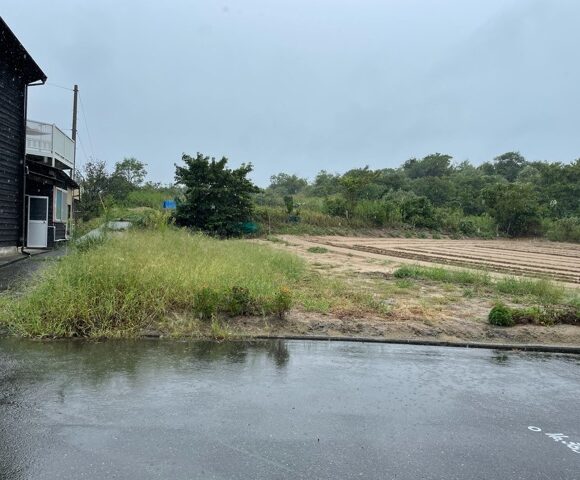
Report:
27,196,49,248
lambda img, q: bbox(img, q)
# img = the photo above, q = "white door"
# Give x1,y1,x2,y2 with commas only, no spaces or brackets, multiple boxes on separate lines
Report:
27,196,49,248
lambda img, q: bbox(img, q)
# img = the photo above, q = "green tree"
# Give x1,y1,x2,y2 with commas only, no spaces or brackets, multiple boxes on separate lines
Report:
376,168,409,193
312,170,341,196
532,160,580,217
268,173,308,195
448,162,506,215
113,157,148,186
78,160,110,221
480,152,526,182
399,194,436,228
402,153,453,179
339,167,379,208
482,183,541,236
411,176,455,207
174,153,259,236
106,157,148,203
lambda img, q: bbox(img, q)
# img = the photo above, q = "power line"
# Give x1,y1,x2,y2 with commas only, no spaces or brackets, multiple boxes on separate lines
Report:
45,82,74,91
76,133,90,164
78,93,96,159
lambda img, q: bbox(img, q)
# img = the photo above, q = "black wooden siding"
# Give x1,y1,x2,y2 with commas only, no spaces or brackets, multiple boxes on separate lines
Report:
0,61,25,248
55,222,66,241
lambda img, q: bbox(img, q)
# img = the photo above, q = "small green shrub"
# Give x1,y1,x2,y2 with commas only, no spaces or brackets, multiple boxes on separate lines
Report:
226,286,253,316
488,303,515,327
511,306,542,325
393,265,417,278
194,287,220,320
272,286,292,318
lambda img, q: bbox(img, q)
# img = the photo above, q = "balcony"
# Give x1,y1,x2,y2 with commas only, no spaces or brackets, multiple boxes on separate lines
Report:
26,120,75,171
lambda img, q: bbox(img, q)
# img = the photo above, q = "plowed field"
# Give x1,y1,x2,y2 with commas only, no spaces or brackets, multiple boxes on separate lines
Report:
285,236,580,284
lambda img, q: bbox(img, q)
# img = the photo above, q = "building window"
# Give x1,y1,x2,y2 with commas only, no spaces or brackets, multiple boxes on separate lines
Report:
55,188,68,222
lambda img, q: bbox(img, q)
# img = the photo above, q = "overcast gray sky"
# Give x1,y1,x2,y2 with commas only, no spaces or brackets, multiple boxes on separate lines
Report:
5,0,580,185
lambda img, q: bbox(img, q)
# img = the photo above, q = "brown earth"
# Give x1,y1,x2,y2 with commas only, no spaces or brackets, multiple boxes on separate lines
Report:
242,236,580,346
281,236,580,284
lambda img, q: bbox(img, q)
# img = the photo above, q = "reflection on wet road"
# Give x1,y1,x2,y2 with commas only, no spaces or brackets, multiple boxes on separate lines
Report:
1,339,579,479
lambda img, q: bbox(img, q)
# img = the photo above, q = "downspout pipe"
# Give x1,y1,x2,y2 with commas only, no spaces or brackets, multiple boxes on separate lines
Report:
20,79,46,255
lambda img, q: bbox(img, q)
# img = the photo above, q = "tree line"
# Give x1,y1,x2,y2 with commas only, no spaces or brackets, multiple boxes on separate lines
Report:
78,151,580,241
261,152,579,240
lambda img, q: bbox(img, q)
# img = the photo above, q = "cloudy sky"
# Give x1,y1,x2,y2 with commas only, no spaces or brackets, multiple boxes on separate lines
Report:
4,0,579,185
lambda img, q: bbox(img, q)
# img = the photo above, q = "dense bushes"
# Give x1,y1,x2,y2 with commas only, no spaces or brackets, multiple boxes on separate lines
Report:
544,217,580,243
262,153,580,240
488,303,579,327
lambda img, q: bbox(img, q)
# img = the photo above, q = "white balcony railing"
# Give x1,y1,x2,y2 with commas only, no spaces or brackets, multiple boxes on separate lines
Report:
26,120,75,170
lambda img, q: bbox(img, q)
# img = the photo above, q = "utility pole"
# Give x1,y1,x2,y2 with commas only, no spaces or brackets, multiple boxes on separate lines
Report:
71,84,79,237
71,84,78,177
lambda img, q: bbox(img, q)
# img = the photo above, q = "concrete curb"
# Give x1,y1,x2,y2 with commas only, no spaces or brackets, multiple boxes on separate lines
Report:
253,334,580,354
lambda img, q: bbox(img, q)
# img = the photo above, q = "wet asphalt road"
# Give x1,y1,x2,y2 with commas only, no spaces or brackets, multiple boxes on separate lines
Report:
0,249,67,292
1,339,579,479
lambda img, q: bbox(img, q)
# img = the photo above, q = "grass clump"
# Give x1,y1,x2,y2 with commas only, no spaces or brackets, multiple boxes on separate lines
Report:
488,303,514,327
393,265,491,286
307,246,329,254
395,279,414,289
495,277,564,304
1,229,305,337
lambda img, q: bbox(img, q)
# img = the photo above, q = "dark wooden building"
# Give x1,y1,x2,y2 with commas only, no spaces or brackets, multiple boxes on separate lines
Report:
0,17,46,255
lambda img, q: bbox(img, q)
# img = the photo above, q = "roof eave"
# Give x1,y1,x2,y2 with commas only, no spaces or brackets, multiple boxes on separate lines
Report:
0,16,47,85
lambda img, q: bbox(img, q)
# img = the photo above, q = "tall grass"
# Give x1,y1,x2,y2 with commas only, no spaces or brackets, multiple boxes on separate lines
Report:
1,229,304,337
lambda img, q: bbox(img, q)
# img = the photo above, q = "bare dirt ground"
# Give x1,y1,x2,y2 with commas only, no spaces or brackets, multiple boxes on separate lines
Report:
283,236,580,284
247,236,580,346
